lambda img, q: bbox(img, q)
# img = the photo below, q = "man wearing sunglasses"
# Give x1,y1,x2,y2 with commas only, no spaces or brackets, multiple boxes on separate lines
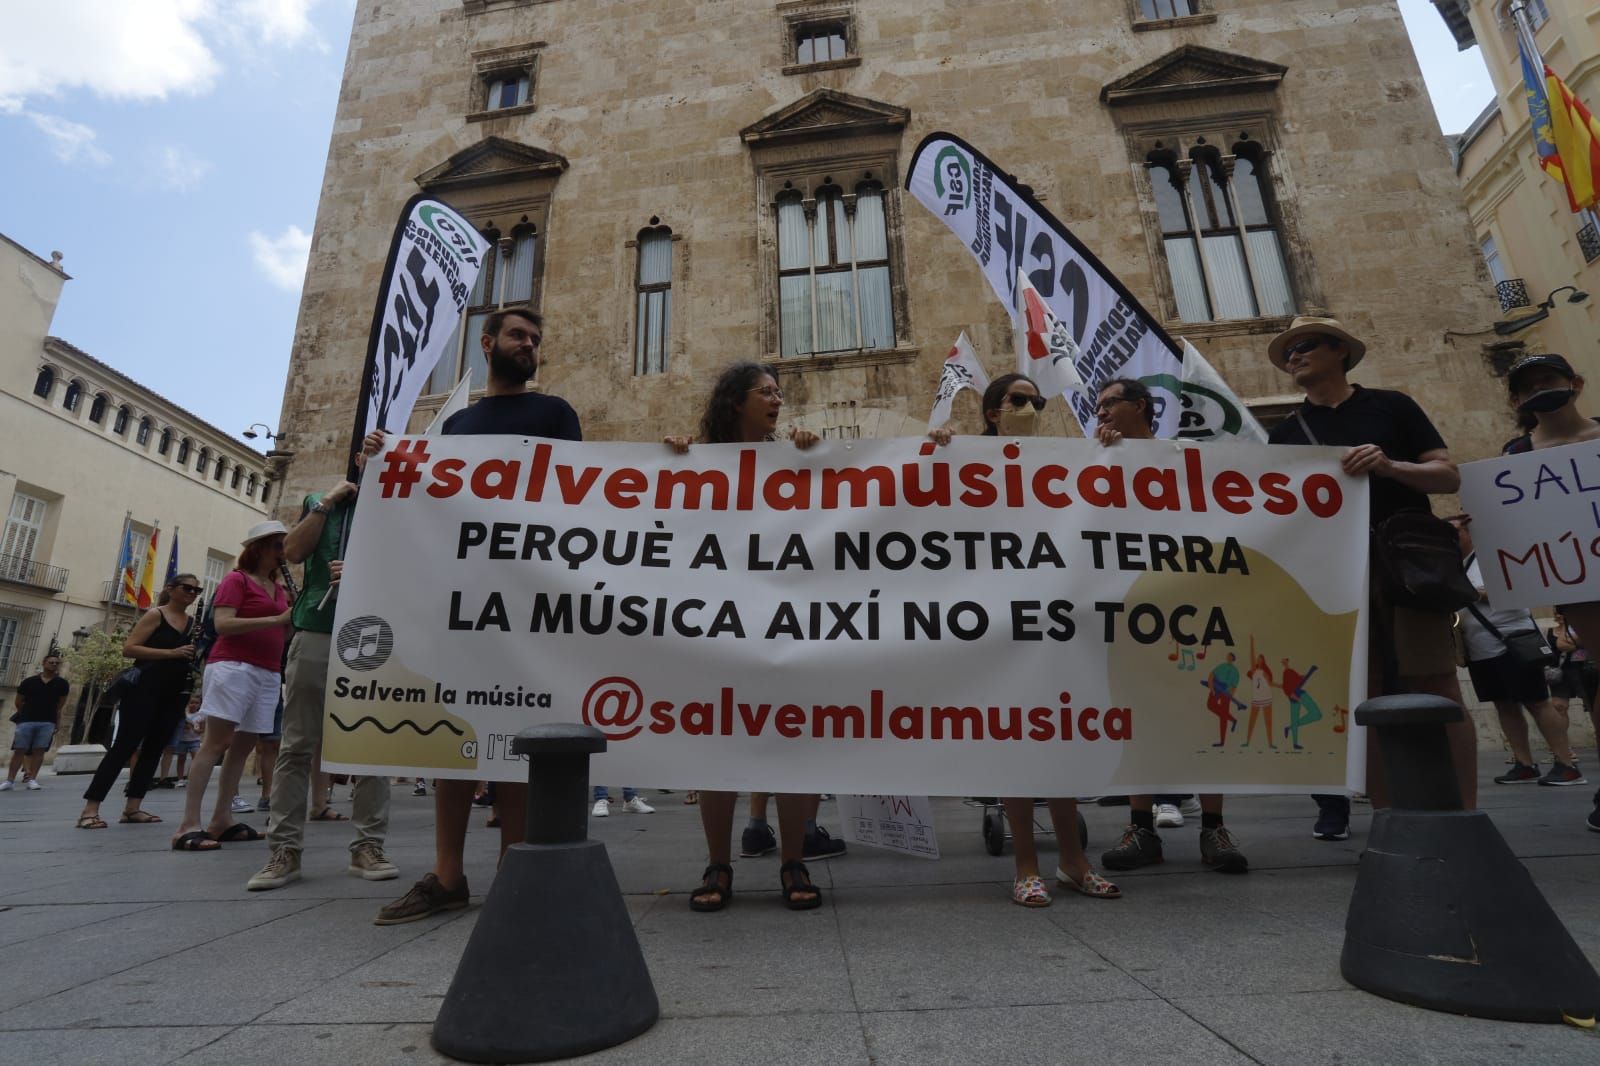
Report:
1265,316,1474,842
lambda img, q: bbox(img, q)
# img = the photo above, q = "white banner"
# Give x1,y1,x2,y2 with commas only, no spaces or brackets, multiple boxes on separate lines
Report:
323,437,1368,796
906,133,1261,443
349,195,491,464
1458,441,1599,610
838,795,941,859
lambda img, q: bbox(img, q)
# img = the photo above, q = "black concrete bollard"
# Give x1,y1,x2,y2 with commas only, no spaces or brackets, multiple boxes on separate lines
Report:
432,724,660,1063
1340,694,1600,1024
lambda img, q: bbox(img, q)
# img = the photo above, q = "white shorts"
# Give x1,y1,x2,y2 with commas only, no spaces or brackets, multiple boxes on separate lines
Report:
200,660,281,735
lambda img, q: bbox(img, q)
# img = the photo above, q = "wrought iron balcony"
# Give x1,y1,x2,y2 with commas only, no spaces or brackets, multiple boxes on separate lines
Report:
1579,223,1600,265
99,580,140,608
1496,278,1531,313
0,553,68,593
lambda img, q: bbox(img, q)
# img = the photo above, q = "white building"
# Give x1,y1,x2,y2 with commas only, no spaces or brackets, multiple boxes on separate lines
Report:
0,232,275,745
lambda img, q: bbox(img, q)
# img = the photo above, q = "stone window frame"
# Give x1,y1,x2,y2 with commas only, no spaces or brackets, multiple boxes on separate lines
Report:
1128,0,1217,32
1121,113,1319,337
779,1,861,76
752,151,913,368
629,219,679,377
462,0,556,15
466,42,543,124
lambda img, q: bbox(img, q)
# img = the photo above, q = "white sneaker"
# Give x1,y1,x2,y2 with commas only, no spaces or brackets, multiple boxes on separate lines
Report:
1179,797,1202,816
231,795,253,813
1154,803,1184,828
25,778,41,791
622,796,655,814
0,780,13,792
592,799,610,818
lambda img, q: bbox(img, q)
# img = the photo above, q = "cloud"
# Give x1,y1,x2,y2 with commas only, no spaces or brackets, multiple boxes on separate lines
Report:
157,145,214,191
232,0,325,48
27,113,111,166
250,226,313,291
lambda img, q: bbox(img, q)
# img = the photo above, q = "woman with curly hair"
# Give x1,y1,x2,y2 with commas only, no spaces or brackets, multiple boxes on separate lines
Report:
665,361,834,912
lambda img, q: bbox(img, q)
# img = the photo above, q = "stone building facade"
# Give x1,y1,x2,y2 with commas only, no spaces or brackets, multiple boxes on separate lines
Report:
276,0,1509,502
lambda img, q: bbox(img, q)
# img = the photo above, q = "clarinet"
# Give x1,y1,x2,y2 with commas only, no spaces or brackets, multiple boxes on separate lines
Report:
279,561,301,604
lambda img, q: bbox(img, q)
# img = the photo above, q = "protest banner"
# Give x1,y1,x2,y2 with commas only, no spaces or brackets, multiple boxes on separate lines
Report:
1458,440,1600,610
928,332,989,429
346,194,491,477
838,795,941,859
906,132,1263,443
322,437,1368,796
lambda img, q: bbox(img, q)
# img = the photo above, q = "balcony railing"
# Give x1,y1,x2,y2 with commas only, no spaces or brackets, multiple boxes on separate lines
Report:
1580,223,1600,265
99,580,140,609
0,553,69,593
1496,278,1531,313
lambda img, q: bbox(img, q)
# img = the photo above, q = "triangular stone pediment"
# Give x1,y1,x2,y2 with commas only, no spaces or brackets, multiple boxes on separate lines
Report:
415,137,569,190
1100,45,1287,107
741,88,909,145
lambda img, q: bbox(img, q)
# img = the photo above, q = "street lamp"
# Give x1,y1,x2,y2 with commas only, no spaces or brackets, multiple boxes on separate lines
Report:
243,422,284,441
1492,285,1590,336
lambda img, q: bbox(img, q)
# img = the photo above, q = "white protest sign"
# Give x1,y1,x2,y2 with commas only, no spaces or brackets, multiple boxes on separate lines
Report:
1459,440,1600,610
929,332,989,429
323,437,1368,796
838,795,940,859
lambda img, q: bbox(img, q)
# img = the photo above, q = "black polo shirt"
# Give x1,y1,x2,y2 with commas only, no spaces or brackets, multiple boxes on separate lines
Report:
1267,385,1447,525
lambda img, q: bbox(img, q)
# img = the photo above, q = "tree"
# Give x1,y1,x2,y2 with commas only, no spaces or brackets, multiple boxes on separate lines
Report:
62,627,131,745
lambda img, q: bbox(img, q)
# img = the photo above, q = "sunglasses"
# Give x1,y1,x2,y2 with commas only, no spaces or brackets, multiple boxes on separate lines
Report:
1004,393,1046,411
173,583,203,594
1285,336,1333,358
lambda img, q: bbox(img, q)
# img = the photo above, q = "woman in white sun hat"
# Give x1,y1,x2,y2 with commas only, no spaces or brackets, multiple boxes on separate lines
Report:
170,521,293,852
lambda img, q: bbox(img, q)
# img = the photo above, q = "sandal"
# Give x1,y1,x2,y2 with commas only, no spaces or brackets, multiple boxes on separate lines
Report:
309,806,348,821
779,860,822,911
689,862,734,912
1011,874,1051,908
119,811,162,824
171,830,219,851
215,823,264,843
1056,867,1122,899
75,815,108,830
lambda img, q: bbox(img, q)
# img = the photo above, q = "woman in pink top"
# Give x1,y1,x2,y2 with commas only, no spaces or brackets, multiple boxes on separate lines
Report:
171,522,293,852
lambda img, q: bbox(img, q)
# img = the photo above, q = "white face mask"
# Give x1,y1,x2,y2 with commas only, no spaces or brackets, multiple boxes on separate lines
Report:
998,406,1039,437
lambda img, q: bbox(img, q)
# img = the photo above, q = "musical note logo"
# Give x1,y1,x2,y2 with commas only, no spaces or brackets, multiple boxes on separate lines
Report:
335,615,394,671
345,624,384,664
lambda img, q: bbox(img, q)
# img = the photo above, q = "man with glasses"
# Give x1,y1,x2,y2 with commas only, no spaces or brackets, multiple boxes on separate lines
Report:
1264,316,1474,841
4,653,68,791
1091,378,1251,874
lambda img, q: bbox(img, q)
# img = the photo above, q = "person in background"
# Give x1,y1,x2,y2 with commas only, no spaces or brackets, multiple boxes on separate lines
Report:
157,691,204,788
4,653,69,793
170,524,291,851
668,362,831,911
1548,612,1597,739
930,373,1121,905
1499,353,1600,831
77,576,200,827
592,786,654,817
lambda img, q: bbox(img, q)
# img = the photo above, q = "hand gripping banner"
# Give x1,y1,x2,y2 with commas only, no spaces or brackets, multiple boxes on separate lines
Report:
346,194,492,477
906,132,1262,442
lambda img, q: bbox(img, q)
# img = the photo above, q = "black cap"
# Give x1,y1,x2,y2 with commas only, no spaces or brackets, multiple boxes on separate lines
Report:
1507,353,1576,393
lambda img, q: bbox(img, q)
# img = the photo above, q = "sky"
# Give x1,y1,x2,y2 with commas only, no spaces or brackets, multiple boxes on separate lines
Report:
0,2,1495,452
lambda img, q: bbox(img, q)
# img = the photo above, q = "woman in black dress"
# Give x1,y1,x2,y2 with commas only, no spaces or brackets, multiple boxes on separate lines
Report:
76,573,201,828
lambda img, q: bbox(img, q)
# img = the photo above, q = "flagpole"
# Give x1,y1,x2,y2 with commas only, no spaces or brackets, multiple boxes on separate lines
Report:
1509,1,1545,94
104,510,131,633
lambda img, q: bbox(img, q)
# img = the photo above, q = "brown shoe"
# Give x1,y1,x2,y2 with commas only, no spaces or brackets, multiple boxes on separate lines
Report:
373,873,469,925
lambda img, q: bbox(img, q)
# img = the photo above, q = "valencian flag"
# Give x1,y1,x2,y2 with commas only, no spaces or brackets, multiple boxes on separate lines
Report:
136,525,159,609
907,133,1262,442
116,523,140,606
1518,25,1600,211
346,194,492,479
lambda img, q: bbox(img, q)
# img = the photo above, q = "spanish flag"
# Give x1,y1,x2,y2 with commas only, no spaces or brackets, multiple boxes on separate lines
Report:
136,526,159,609
1519,32,1600,211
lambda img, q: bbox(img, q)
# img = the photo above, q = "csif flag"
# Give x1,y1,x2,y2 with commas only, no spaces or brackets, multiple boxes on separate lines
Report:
346,194,492,478
1014,269,1086,399
928,331,990,429
907,132,1262,442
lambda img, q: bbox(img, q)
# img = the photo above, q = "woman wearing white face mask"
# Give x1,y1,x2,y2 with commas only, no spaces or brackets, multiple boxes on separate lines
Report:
1501,353,1600,833
930,373,1120,906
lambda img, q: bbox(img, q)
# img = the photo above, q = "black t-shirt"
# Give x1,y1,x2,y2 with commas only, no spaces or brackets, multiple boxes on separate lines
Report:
442,392,582,440
1267,385,1447,525
14,675,69,725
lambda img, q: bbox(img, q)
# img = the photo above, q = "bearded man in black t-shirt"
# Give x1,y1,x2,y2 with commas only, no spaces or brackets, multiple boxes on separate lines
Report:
369,305,582,926
1266,316,1477,838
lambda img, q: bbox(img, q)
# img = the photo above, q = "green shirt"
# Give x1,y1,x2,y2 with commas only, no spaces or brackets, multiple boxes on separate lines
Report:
291,492,348,634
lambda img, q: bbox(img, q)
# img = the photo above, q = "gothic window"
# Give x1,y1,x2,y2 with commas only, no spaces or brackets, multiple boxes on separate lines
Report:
62,380,82,412
113,405,131,436
159,428,173,456
776,181,896,357
426,223,541,394
1145,137,1295,323
89,393,109,424
137,417,152,446
634,226,673,375
32,367,53,399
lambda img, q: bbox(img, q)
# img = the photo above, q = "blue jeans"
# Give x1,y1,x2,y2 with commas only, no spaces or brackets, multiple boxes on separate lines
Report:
594,786,637,801
11,721,55,752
